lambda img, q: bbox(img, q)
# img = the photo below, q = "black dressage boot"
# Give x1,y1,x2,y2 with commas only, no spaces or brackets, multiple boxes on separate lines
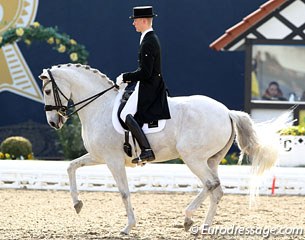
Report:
125,114,155,164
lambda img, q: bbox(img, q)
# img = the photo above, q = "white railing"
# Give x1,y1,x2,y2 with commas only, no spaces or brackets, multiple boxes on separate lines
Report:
0,160,304,195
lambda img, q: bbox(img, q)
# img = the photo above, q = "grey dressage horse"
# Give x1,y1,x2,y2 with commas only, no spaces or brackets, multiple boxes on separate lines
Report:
39,64,286,235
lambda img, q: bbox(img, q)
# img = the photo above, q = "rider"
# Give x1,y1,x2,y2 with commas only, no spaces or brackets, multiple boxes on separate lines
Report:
116,6,171,164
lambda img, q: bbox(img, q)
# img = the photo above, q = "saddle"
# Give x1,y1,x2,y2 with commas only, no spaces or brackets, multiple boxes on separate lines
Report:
112,84,166,159
111,83,166,135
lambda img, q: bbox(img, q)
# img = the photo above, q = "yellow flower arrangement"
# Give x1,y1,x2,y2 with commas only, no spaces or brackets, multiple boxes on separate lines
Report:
221,159,227,164
0,152,4,159
16,28,24,36
70,52,78,61
220,152,240,165
5,153,10,159
32,21,40,28
57,44,66,53
24,39,31,45
230,152,239,161
70,39,77,45
47,37,54,44
0,24,89,64
278,125,305,136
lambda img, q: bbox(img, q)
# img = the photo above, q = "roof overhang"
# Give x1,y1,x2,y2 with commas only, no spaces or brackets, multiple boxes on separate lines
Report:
210,0,288,51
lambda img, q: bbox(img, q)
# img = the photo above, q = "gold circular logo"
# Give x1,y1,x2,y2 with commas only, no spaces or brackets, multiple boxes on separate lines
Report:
0,0,42,103
0,0,38,34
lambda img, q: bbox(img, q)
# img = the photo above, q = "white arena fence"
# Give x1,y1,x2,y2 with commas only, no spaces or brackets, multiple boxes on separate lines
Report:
0,160,304,195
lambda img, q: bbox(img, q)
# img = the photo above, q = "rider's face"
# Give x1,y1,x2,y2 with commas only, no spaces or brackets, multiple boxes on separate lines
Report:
133,18,146,33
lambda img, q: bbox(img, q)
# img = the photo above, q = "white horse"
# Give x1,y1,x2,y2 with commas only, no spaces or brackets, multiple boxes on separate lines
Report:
39,63,284,235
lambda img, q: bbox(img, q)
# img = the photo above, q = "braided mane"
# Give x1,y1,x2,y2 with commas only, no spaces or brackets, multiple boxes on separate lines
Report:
50,63,115,86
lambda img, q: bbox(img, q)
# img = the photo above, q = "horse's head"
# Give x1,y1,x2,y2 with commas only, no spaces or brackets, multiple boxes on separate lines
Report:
39,64,118,130
39,67,71,129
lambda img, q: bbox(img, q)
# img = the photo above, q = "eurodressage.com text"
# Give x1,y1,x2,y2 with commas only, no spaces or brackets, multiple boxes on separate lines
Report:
190,224,304,237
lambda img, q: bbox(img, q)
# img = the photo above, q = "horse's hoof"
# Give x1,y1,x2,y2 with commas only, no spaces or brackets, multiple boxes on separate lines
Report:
120,230,129,235
74,200,83,214
184,217,194,232
120,228,130,235
120,223,135,235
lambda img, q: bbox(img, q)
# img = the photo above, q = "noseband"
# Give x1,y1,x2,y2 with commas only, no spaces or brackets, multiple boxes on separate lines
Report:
43,69,119,119
43,70,69,117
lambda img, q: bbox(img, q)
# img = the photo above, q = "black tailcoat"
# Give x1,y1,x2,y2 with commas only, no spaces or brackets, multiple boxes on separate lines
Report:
123,31,171,123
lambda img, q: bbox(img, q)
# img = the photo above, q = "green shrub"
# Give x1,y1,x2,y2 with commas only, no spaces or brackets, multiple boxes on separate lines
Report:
0,136,33,159
163,158,184,164
56,114,87,159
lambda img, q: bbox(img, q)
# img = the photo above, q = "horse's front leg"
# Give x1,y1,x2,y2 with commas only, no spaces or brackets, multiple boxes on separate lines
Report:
67,153,102,213
106,160,136,235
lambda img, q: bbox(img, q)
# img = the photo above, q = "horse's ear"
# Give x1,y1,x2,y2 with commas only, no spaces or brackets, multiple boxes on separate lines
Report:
39,69,50,81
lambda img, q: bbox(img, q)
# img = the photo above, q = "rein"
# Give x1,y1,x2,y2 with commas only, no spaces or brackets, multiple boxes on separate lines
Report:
43,69,119,119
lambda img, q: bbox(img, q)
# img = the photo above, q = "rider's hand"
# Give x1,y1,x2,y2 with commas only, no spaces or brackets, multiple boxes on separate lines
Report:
116,74,124,86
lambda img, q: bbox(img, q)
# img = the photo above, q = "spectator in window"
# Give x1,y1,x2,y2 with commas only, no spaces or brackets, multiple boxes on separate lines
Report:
262,81,287,101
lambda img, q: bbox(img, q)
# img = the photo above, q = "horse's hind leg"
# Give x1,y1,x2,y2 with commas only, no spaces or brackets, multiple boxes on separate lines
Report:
204,185,223,228
183,156,220,232
202,127,235,230
67,153,102,213
184,183,210,232
200,159,224,231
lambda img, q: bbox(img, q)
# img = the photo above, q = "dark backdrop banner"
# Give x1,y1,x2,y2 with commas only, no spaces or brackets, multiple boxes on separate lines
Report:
0,0,266,157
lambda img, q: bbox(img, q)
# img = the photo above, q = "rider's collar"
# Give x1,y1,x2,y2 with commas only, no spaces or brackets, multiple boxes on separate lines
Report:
140,28,153,45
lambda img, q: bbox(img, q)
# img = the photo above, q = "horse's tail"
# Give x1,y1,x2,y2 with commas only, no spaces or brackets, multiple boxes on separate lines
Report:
228,110,291,200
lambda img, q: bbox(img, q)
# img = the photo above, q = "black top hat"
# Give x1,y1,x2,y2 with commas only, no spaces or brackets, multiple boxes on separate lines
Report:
129,6,157,19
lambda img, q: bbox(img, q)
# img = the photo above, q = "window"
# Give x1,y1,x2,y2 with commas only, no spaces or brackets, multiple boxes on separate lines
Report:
251,44,305,103
244,40,305,124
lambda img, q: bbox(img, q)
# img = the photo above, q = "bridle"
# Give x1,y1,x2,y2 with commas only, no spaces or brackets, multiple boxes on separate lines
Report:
43,69,119,119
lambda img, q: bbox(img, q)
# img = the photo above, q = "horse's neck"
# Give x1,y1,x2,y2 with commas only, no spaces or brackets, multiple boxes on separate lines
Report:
67,69,117,126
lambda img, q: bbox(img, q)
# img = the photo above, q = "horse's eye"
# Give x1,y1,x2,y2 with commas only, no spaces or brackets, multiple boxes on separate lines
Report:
45,89,51,95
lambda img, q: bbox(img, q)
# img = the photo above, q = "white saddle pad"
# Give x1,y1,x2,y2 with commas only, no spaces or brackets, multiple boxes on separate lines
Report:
112,83,166,135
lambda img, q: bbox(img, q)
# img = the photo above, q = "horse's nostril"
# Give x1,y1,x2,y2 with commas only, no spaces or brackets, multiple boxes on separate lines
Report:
49,121,56,128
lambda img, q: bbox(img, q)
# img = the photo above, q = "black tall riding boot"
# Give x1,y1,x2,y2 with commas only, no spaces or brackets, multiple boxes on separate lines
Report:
125,114,155,163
